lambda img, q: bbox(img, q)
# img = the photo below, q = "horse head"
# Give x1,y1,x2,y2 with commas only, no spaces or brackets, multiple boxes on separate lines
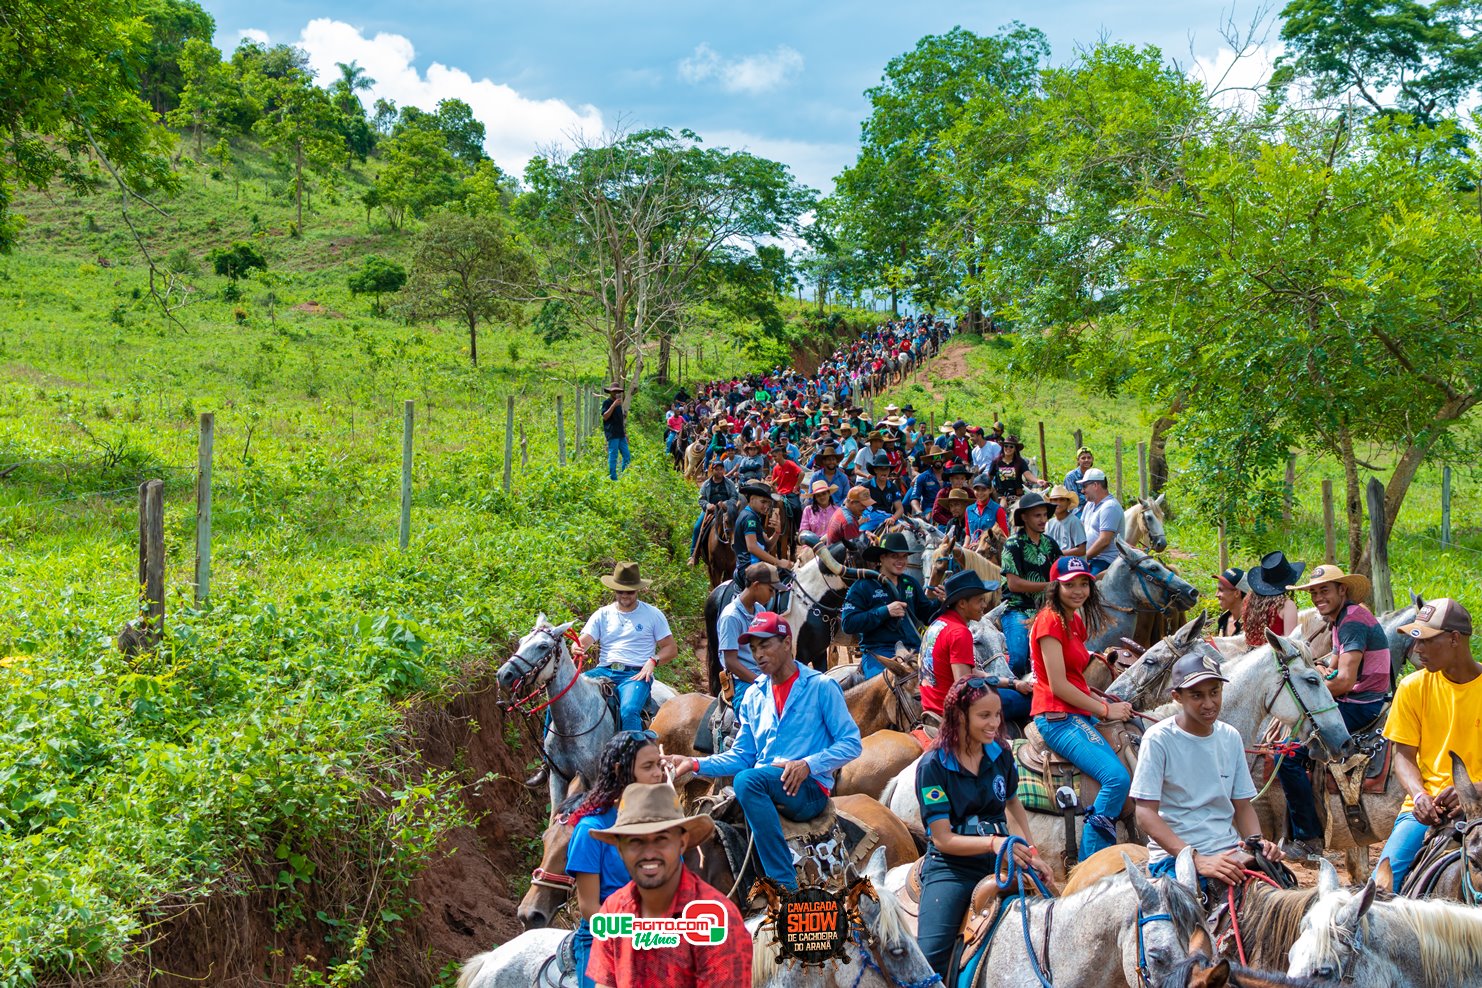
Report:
1123,847,1202,986
498,614,575,694
1106,611,1214,705
1113,540,1199,613
1287,859,1380,982
517,815,575,931
1266,629,1354,761
847,848,934,987
1136,494,1169,552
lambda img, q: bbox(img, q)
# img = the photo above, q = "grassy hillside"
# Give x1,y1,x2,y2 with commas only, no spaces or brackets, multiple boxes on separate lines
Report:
887,335,1481,604
0,142,740,984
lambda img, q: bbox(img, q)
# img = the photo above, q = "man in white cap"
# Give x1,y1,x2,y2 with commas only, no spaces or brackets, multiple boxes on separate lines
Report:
1079,467,1124,575
1379,598,1479,890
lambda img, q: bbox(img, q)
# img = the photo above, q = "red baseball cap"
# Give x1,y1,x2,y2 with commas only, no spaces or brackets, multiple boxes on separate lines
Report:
738,611,792,644
1049,557,1095,582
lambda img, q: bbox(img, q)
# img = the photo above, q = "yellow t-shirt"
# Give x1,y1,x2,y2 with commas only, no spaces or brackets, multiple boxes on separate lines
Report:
1384,667,1482,814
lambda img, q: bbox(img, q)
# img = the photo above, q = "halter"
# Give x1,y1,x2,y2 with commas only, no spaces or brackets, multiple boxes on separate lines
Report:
848,929,942,988
1125,555,1191,616
529,866,576,894
1134,906,1174,988
1266,647,1339,754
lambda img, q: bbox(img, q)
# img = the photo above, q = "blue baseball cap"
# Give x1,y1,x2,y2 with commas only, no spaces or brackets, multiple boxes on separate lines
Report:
1049,557,1094,582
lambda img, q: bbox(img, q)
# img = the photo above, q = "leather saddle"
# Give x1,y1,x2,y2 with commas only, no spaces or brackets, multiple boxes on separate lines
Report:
704,791,879,890
1321,724,1392,797
693,692,737,755
1017,719,1130,777
953,870,1047,983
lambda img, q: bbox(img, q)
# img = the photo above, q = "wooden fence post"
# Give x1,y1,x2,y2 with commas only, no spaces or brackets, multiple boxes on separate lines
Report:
399,400,413,550
1114,437,1124,502
1322,479,1337,564
503,396,515,493
929,412,936,434
1038,422,1049,479
140,478,165,646
194,413,213,605
575,385,583,455
556,395,567,468
520,422,529,468
1218,522,1229,572
1138,442,1149,500
1441,466,1452,547
1366,477,1394,613
1284,454,1297,521
1073,429,1083,452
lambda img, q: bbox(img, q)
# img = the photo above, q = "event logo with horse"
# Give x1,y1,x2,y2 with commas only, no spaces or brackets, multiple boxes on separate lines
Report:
589,900,729,948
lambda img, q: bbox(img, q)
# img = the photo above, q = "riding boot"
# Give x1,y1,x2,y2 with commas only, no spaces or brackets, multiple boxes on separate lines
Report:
524,765,548,788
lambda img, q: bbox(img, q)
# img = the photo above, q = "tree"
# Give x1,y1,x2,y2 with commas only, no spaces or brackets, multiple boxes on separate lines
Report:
335,60,375,94
374,127,460,229
347,255,407,314
1277,0,1482,124
329,61,377,160
165,37,230,158
208,241,266,281
520,127,813,394
371,98,399,135
404,213,534,366
434,98,487,164
244,53,346,230
136,0,216,114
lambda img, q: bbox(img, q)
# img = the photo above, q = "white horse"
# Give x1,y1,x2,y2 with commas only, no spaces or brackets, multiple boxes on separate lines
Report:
1123,493,1168,552
456,928,569,988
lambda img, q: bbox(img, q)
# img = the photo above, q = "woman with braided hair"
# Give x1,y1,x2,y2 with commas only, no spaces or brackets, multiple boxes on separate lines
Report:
565,730,666,988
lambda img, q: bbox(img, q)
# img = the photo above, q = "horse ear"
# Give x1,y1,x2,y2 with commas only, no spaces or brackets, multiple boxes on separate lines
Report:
1451,751,1482,815
1123,853,1161,912
1412,592,1425,611
862,846,888,887
1174,845,1199,894
1154,492,1166,508
1116,538,1139,562
1187,925,1214,959
1265,628,1289,660
1317,857,1342,897
1336,878,1378,931
1374,857,1394,894
1173,613,1205,648
536,612,548,628
554,620,575,637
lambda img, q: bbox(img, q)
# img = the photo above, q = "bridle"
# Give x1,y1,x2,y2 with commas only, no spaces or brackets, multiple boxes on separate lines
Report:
1264,646,1340,758
1123,555,1194,616
500,625,611,745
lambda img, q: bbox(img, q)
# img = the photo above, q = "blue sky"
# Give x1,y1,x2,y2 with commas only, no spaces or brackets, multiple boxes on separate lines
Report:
205,1,1277,192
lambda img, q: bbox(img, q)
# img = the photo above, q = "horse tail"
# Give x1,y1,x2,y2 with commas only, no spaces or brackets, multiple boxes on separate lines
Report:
704,587,722,696
455,950,490,988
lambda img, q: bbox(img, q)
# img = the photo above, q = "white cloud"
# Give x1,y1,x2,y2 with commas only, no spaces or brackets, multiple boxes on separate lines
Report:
1191,44,1282,113
237,28,270,45
703,129,852,195
245,18,604,176
679,43,804,95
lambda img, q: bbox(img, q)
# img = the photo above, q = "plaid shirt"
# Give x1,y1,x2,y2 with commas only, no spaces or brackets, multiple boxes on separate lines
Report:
587,867,751,988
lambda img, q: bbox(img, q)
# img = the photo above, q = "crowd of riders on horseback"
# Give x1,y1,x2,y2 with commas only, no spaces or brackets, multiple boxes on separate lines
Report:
467,313,1481,988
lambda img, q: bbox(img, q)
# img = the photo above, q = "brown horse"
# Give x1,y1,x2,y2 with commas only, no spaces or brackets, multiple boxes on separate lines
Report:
835,730,926,803
649,691,716,805
695,504,736,589
843,667,924,736
1397,752,1482,901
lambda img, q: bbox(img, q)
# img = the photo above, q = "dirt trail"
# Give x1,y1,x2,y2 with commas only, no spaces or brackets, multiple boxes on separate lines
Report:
921,340,973,399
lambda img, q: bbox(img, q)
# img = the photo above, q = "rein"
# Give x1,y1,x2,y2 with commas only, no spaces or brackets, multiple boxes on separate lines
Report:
995,834,1056,988
849,929,942,988
1225,869,1284,966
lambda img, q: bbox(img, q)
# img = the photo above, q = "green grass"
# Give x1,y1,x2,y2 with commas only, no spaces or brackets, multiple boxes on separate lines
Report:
886,334,1482,606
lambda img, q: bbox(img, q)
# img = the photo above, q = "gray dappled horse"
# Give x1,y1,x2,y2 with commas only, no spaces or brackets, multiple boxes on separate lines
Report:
1090,539,1201,652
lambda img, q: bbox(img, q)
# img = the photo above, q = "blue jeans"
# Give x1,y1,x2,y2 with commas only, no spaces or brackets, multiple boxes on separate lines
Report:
861,649,898,680
574,919,595,988
1277,698,1385,842
733,764,829,891
1034,712,1131,859
998,686,1031,723
1087,556,1112,575
1379,811,1430,892
607,437,631,480
1002,609,1032,677
1149,854,1217,899
584,663,651,732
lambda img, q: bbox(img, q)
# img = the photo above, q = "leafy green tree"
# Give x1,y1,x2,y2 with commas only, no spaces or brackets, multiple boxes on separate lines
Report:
371,97,398,135
458,159,517,215
208,241,266,281
0,0,178,253
1277,0,1482,124
347,255,408,314
374,127,460,229
404,213,534,366
434,99,488,164
165,37,231,158
329,60,377,160
244,51,346,230
135,0,216,114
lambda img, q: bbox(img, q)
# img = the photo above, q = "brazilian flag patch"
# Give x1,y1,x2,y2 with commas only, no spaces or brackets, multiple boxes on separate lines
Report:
921,785,948,806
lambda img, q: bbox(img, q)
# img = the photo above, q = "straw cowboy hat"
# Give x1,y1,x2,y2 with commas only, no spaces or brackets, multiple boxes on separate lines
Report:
807,479,839,498
945,488,974,506
600,561,652,592
1288,563,1371,602
1046,484,1077,508
591,783,715,846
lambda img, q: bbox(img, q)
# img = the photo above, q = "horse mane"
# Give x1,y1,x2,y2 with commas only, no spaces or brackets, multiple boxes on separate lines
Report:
1237,882,1322,971
1152,873,1206,944
1379,894,1482,984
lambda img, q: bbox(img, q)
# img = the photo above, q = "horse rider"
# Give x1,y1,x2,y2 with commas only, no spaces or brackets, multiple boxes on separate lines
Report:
863,452,905,524
842,531,947,680
1045,483,1087,557
920,570,1032,724
579,562,679,733
942,418,972,463
941,487,974,545
716,563,782,702
664,612,863,893
688,459,738,567
989,434,1042,500
1277,564,1392,859
906,450,946,517
1241,551,1304,649
1213,567,1248,638
733,481,794,589
915,676,1050,977
966,473,1009,548
969,425,1000,475
931,462,973,525
1078,467,1125,575
853,430,886,480
1063,446,1095,513
566,732,668,988
587,782,752,986
733,438,769,485
1031,556,1134,859
1379,599,1479,890
826,485,874,546
769,443,803,531
1130,652,1284,895
799,479,841,542
1001,491,1064,681
599,383,631,481
808,444,851,506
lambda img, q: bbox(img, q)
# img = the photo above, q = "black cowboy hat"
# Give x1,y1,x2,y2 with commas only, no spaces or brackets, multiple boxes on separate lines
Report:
1013,491,1053,526
941,569,999,607
864,531,912,561
1246,550,1306,597
739,481,774,499
945,462,972,478
1002,434,1023,447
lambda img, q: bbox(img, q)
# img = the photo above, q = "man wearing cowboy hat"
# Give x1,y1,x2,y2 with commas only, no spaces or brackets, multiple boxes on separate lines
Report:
842,531,947,680
1063,446,1096,514
732,437,769,485
906,450,946,517
1079,467,1125,575
599,384,631,481
1045,484,1087,557
1378,599,1480,890
1000,492,1064,678
580,563,679,733
688,459,739,567
1277,563,1392,859
863,452,905,523
807,444,850,507
733,481,793,589
663,612,862,893
587,783,751,986
852,430,886,480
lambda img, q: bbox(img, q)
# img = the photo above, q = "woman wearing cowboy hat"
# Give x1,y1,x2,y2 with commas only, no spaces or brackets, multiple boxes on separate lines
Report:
807,443,850,507
1241,551,1304,649
580,563,679,733
841,531,947,680
799,479,840,539
989,434,1042,500
1277,563,1391,860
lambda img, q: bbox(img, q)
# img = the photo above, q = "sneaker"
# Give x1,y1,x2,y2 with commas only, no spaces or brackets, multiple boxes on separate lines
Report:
1281,838,1323,861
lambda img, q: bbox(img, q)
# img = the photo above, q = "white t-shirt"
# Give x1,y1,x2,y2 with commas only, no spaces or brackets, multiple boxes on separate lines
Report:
1046,512,1087,551
971,441,1001,474
1129,717,1256,863
581,602,673,668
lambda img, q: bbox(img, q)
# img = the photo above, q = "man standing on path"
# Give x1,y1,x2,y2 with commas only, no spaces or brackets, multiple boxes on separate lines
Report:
1000,492,1063,678
580,562,678,732
601,384,630,481
1079,467,1125,575
587,783,751,986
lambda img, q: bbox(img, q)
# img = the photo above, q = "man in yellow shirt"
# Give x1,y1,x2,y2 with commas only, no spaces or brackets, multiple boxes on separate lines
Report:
1379,598,1478,890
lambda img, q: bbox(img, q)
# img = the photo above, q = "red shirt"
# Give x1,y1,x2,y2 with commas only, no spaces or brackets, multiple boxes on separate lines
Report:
773,668,800,716
950,435,971,462
587,866,751,988
1030,609,1094,717
826,508,862,545
922,611,975,715
771,459,802,495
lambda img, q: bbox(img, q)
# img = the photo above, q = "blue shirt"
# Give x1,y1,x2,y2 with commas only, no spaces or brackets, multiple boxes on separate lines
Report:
842,573,936,658
809,468,851,506
566,807,631,902
716,596,763,684
906,472,944,514
696,663,862,791
733,505,765,569
1064,467,1088,509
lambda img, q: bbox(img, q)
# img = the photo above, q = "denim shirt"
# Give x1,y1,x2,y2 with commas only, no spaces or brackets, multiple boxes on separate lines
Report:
841,574,935,657
694,663,862,791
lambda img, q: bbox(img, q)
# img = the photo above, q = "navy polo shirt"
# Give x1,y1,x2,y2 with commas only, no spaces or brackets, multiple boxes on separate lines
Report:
915,743,1018,857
